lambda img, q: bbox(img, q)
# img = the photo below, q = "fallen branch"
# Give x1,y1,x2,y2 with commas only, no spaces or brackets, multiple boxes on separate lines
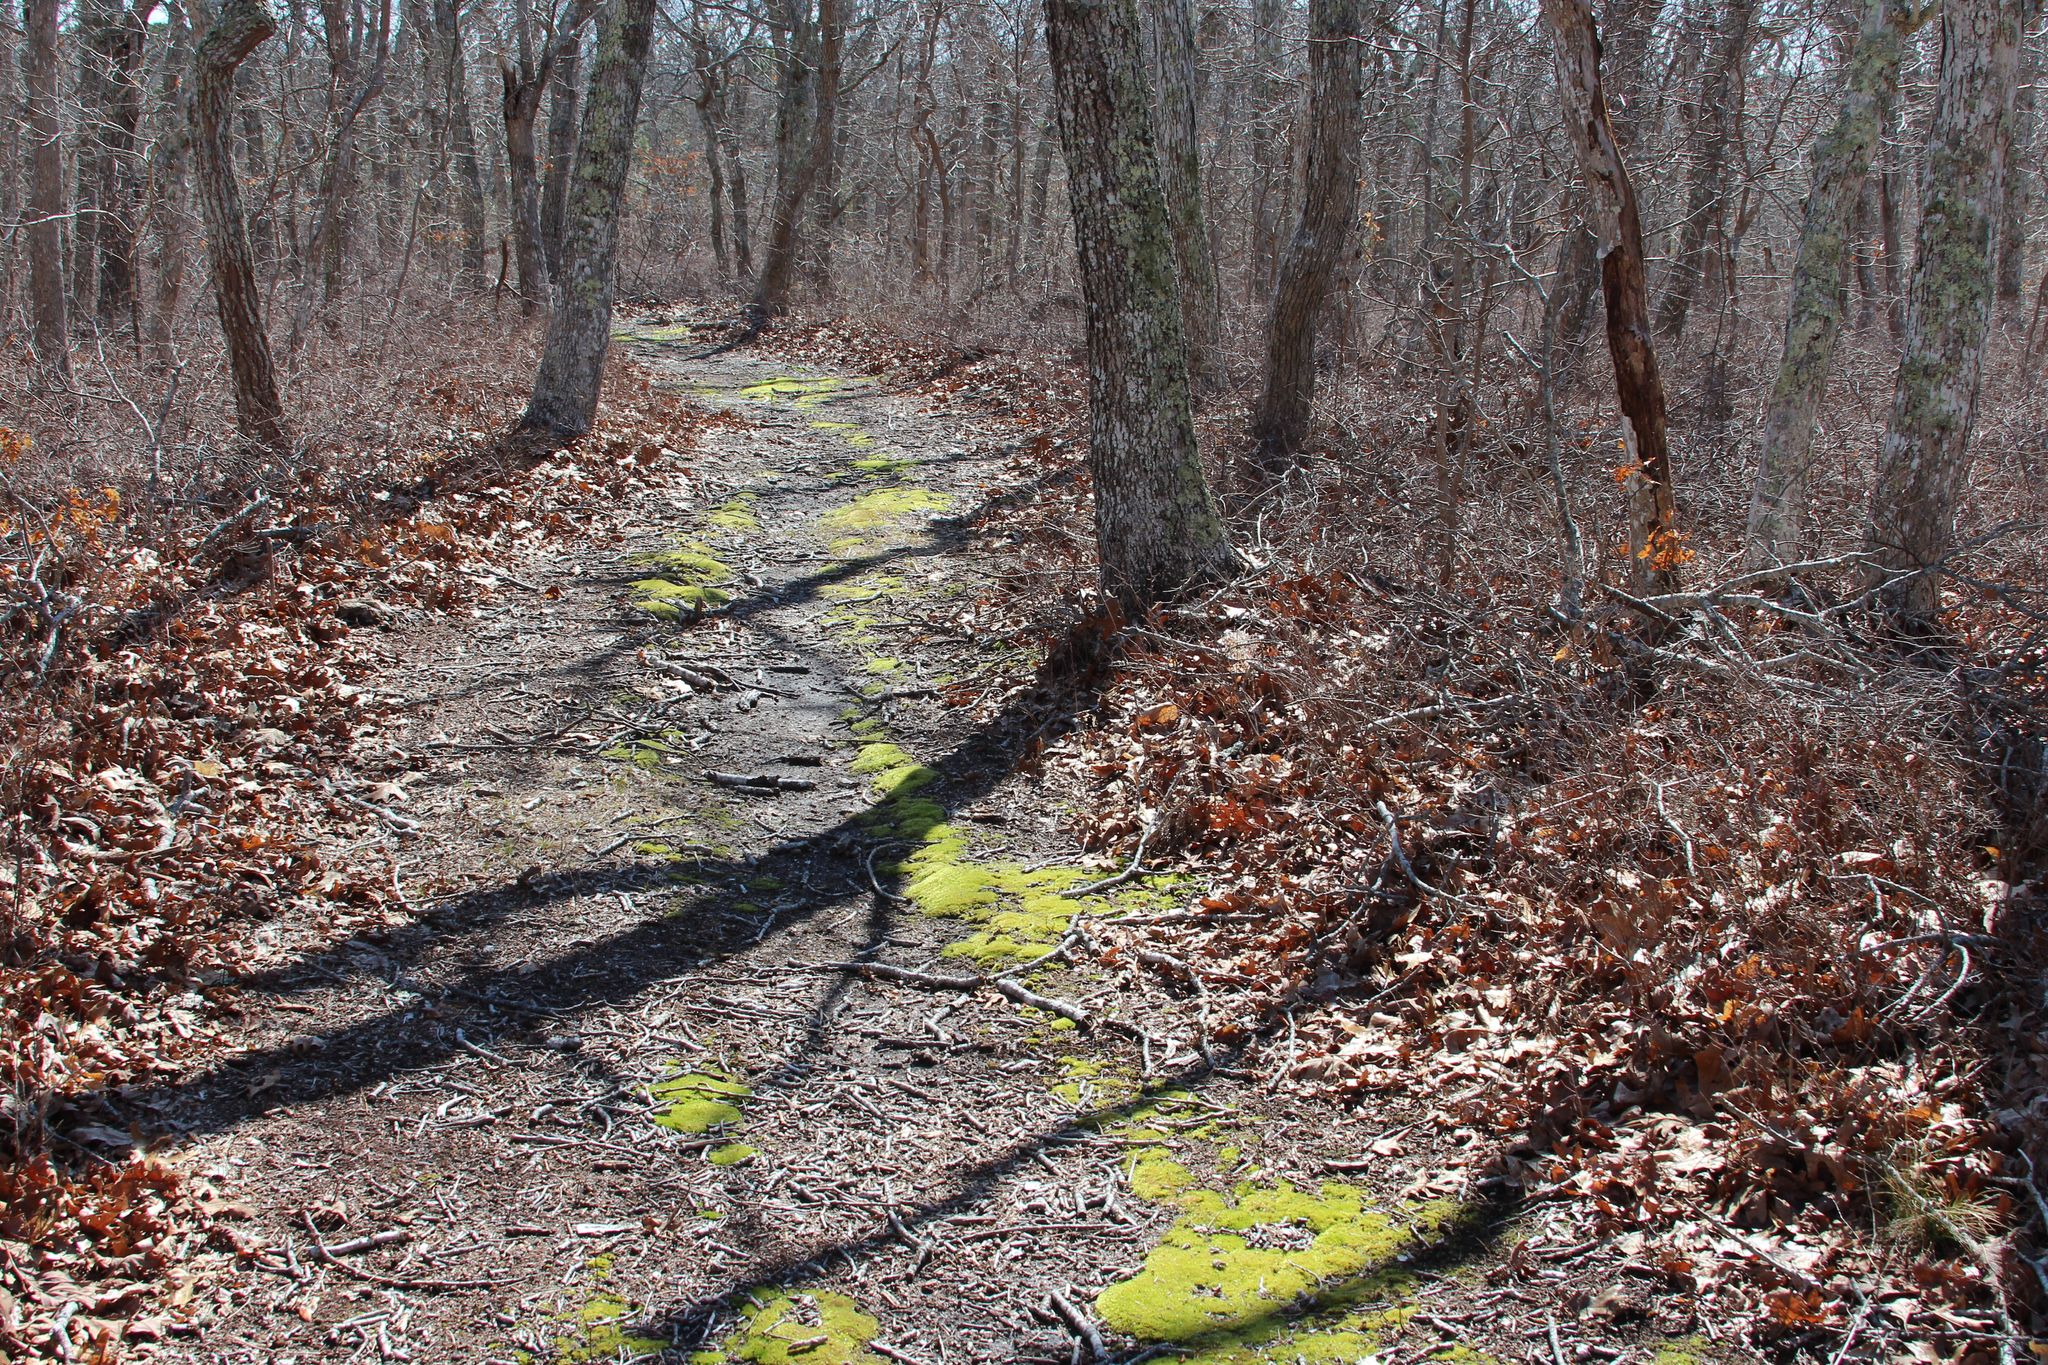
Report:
706,771,817,792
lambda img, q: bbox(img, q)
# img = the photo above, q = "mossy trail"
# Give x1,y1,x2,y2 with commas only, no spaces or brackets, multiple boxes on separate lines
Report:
153,316,1704,1365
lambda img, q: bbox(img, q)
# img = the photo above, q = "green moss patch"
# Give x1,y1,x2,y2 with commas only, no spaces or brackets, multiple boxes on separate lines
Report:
734,375,869,410
691,1289,882,1365
708,1142,759,1167
849,453,912,477
626,542,735,619
811,419,878,449
1095,1182,1435,1347
707,496,762,531
849,732,1179,967
554,1294,670,1363
651,1069,752,1134
817,487,951,538
604,733,686,769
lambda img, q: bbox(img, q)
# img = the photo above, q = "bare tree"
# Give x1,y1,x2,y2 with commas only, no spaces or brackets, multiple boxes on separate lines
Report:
1746,0,1912,570
540,32,580,276
1544,0,1680,595
1150,0,1219,389
1044,0,1238,609
1246,0,1365,477
1865,0,2022,625
1657,0,1757,343
752,0,843,322
502,0,590,310
520,0,660,437
23,0,70,380
194,0,289,449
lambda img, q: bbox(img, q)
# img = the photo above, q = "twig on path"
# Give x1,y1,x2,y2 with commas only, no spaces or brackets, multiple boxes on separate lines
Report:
1059,818,1160,900
996,976,1090,1028
317,1228,411,1258
870,1344,930,1365
821,961,984,992
706,770,817,792
819,958,1094,1028
299,1213,510,1291
1047,1288,1107,1362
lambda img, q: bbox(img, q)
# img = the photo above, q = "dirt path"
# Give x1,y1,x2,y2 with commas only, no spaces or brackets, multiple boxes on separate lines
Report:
146,330,1552,1365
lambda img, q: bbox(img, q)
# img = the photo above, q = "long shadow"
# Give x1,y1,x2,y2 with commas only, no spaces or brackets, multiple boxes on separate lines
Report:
106,566,1106,1140
627,1041,1519,1359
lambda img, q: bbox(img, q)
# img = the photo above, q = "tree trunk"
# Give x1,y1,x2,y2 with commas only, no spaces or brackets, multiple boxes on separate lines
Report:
502,67,552,308
1544,0,1680,596
1246,0,1365,475
1148,0,1219,389
1746,0,1909,570
1043,0,1238,611
1999,36,2034,306
540,33,579,275
194,0,289,450
519,0,659,437
80,0,149,329
23,0,70,381
1246,0,1287,306
752,0,842,321
1656,0,1756,340
148,0,194,366
432,0,488,283
1864,0,2021,625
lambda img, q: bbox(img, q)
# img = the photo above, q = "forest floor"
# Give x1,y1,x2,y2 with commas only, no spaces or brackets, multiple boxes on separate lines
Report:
124,321,1740,1365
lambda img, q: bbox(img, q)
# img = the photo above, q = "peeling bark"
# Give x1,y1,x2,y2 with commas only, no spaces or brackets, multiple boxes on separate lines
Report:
1543,0,1680,596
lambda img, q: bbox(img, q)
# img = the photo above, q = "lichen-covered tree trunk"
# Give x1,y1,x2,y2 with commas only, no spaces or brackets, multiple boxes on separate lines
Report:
148,0,193,366
1656,0,1756,340
1149,0,1220,390
194,0,289,450
23,0,70,381
1745,0,1909,570
1246,0,1365,475
540,34,579,276
1864,0,2021,625
1544,0,1679,595
519,0,658,438
1044,0,1238,611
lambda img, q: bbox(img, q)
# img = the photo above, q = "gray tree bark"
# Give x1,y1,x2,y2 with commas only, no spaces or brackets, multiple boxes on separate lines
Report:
1745,0,1911,569
752,0,841,322
520,0,658,437
1656,0,1756,340
1246,0,1365,475
194,0,289,450
1865,0,2022,625
79,0,149,329
1148,0,1220,390
1044,0,1238,610
540,33,579,275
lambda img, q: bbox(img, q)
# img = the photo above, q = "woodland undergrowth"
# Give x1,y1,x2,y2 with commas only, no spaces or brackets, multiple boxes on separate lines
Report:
0,304,718,1360
758,311,2048,1357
